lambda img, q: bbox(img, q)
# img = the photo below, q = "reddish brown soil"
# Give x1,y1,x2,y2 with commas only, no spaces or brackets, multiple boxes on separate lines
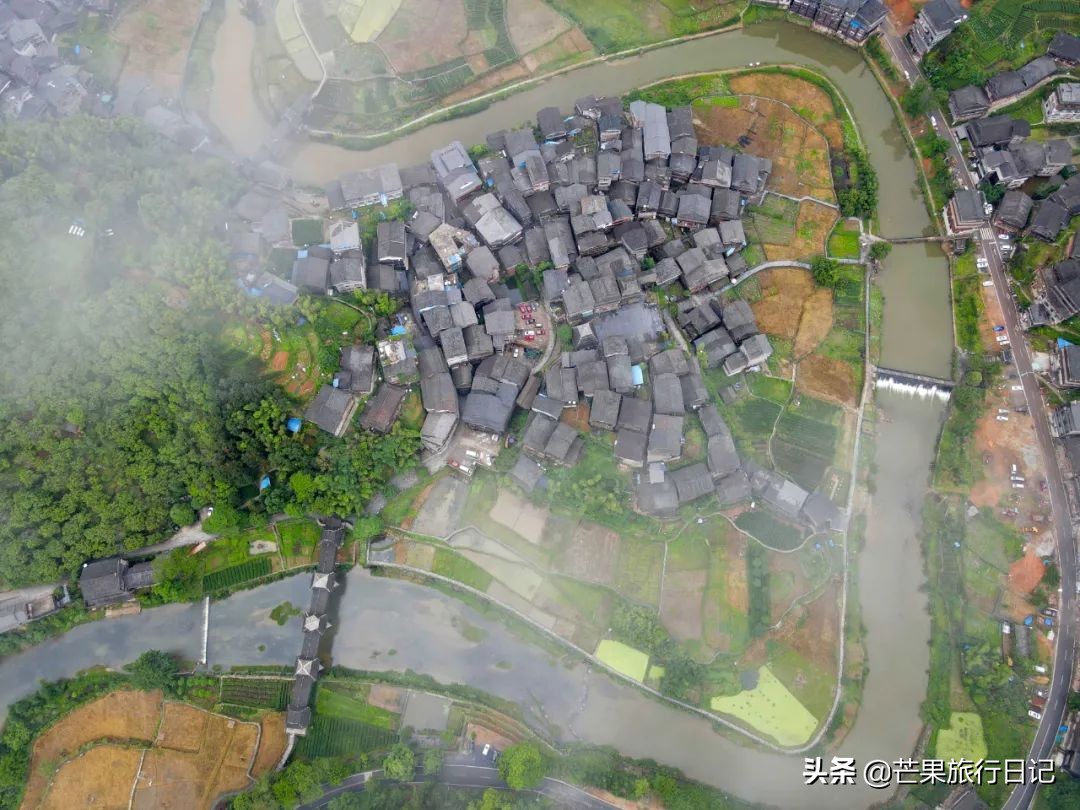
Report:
886,0,917,29
1008,546,1045,594
798,354,856,405
269,351,289,372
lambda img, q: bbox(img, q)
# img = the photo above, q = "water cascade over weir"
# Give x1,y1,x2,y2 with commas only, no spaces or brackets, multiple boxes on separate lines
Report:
873,375,952,402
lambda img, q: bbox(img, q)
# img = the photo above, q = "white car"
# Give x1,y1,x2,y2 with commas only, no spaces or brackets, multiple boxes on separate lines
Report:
996,335,1009,343
977,258,988,267
482,744,491,757
982,280,994,287
930,115,938,127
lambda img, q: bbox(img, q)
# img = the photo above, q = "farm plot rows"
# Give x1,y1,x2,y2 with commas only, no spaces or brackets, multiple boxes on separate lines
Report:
219,678,290,710
202,557,272,592
295,716,397,758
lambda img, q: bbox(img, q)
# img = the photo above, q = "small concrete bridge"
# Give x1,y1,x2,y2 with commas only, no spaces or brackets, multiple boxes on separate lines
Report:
886,235,951,244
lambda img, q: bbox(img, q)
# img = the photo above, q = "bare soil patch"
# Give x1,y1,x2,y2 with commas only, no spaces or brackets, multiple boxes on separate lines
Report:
795,289,835,358
724,531,749,614
156,702,209,752
367,684,406,713
660,570,707,641
23,690,161,810
443,61,531,103
131,711,262,810
25,692,281,810
252,714,286,776
39,745,141,810
798,354,856,406
269,350,289,372
728,73,844,152
766,552,804,623
783,586,841,673
1008,546,1045,595
752,267,813,341
886,0,917,28
115,0,203,94
490,489,550,543
523,27,592,71
556,522,619,585
507,0,572,54
376,0,470,73
752,267,834,357
561,401,592,432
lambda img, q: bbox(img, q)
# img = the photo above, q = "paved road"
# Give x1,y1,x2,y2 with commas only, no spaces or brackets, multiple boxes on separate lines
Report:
299,754,620,809
881,23,1078,810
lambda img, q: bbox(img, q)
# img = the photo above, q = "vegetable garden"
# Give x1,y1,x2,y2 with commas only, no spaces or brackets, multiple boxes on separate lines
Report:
202,557,272,593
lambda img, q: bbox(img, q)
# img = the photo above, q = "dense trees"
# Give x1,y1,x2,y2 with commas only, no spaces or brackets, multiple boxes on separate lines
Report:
901,79,934,119
836,150,878,220
125,650,180,695
382,743,416,781
0,117,248,584
497,743,546,790
810,256,841,289
0,117,420,587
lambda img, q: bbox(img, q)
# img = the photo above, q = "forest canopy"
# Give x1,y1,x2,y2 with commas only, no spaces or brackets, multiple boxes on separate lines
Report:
0,117,416,586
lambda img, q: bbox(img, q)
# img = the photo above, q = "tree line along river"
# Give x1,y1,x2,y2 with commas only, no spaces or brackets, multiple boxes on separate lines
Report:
0,16,953,810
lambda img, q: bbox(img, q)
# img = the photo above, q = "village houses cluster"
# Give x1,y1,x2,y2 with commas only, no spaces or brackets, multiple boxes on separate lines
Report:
239,91,846,533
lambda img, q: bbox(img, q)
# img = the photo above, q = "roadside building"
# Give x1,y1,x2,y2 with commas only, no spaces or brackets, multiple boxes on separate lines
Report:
992,190,1033,233
947,85,990,122
1044,82,1080,124
907,0,967,58
945,188,988,236
79,558,154,608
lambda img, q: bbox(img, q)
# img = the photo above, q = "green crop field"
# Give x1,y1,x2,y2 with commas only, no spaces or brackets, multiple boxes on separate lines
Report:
295,716,397,759
749,374,793,404
291,218,324,246
773,405,839,490
202,557,272,592
596,639,650,682
935,712,989,762
219,678,289,710
432,548,494,591
827,221,861,260
746,195,798,246
736,510,804,551
711,666,818,746
316,687,397,729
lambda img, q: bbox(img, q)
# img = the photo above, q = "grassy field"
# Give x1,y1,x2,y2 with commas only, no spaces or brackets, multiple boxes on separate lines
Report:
315,687,397,729
935,711,989,762
736,510,805,551
745,195,799,247
827,220,861,260
773,399,840,490
432,547,495,591
710,666,818,746
596,639,651,682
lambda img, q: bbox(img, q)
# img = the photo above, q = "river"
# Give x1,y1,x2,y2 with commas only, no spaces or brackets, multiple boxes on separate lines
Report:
0,14,954,810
